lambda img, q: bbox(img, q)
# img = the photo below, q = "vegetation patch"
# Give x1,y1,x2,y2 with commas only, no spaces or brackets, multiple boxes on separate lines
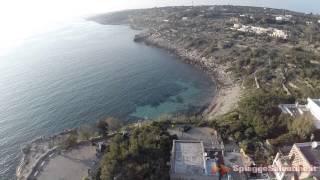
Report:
97,121,176,180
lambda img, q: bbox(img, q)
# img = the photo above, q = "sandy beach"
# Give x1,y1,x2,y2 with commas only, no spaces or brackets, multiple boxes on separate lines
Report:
205,82,241,119
204,65,241,119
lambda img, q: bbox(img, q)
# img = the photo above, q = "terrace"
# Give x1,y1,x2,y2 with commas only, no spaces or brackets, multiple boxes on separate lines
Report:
171,140,205,175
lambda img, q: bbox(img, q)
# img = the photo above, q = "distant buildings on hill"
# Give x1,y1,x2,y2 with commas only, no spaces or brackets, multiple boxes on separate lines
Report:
231,23,288,39
275,15,292,22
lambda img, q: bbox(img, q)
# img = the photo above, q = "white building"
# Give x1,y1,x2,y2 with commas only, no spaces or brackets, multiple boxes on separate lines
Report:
275,16,284,21
279,98,320,129
233,23,242,29
270,29,288,39
307,98,320,123
275,15,292,22
285,15,293,18
232,24,288,39
254,27,270,34
182,17,188,21
306,21,313,25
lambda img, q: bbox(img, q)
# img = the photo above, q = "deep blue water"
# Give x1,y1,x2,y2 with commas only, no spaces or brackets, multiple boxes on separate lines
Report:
0,20,214,179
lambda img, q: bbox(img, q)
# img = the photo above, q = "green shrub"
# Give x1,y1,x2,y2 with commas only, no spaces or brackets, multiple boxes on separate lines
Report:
289,115,315,140
100,123,175,180
269,132,300,146
62,134,78,149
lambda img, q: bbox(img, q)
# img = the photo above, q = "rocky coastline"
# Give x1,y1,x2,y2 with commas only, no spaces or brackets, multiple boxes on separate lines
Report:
16,21,241,179
16,129,107,180
16,129,76,180
134,32,241,119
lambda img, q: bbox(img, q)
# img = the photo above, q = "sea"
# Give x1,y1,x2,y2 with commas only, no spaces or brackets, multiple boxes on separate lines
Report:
0,19,215,179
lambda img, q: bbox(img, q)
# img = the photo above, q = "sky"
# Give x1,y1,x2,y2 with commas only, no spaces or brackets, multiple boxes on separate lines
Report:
0,0,319,54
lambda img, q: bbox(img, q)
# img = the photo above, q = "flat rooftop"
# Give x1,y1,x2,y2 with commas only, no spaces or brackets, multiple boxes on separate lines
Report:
172,140,205,175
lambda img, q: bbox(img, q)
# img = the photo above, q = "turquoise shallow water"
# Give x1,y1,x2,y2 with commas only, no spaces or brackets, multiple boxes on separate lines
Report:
0,20,214,179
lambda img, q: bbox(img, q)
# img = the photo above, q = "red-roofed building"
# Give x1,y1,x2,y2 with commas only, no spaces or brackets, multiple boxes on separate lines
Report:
273,142,320,180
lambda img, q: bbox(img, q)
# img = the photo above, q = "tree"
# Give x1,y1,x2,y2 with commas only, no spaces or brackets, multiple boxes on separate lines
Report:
289,115,315,140
237,89,294,139
211,89,296,163
99,123,175,180
105,117,122,132
97,119,109,135
79,125,96,140
63,133,78,149
269,132,300,146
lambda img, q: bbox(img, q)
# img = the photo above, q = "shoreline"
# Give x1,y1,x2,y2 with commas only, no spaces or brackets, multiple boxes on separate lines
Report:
16,128,108,180
134,32,241,119
16,129,76,180
15,23,241,179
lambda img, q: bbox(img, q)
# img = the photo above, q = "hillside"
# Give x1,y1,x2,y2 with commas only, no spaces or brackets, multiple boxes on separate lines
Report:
90,5,320,99
89,5,320,163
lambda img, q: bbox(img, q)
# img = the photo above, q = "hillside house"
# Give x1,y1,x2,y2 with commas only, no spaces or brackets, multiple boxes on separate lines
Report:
279,98,320,129
170,140,229,180
273,141,320,180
